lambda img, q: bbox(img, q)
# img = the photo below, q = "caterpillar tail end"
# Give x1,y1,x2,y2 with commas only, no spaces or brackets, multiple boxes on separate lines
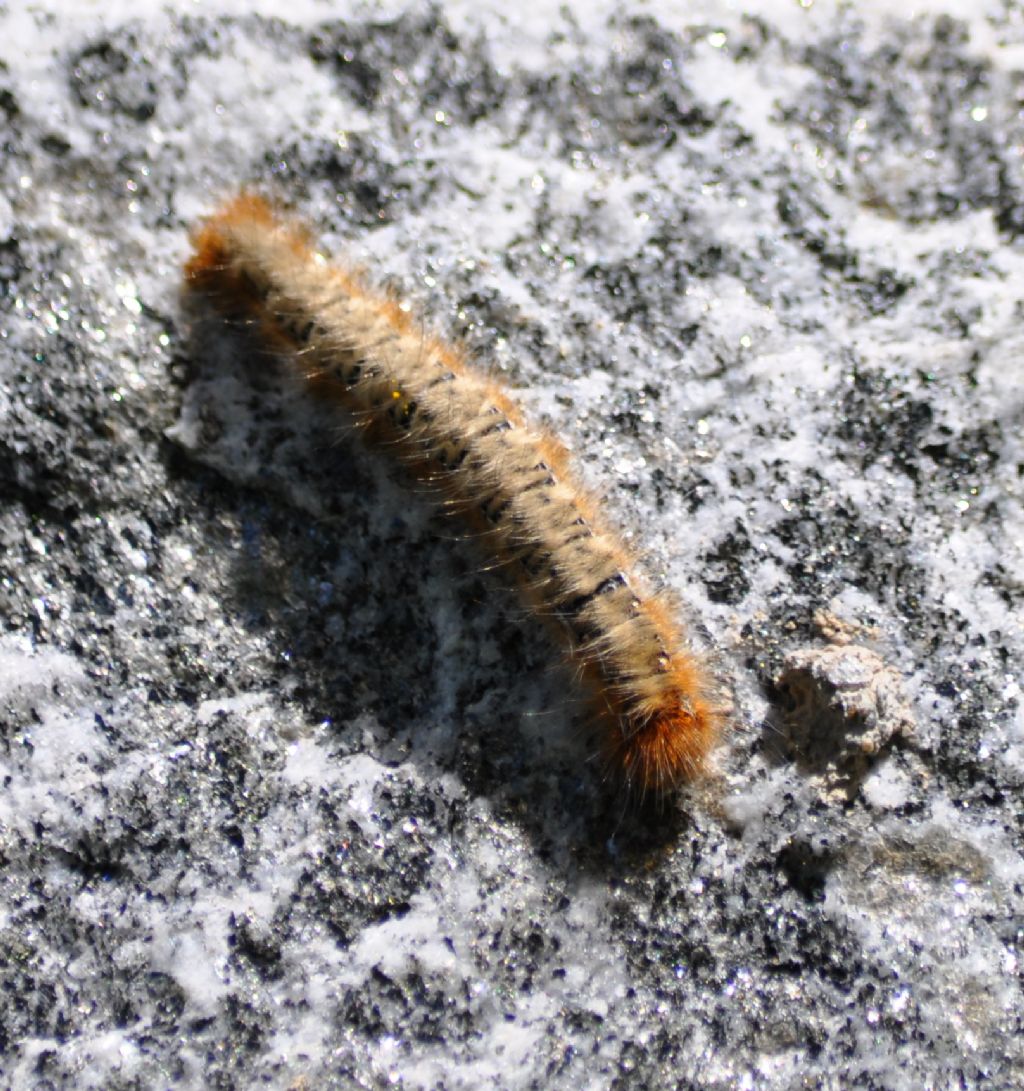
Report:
607,702,719,802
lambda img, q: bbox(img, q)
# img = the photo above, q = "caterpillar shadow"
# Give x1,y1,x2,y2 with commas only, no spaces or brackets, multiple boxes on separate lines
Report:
173,317,691,865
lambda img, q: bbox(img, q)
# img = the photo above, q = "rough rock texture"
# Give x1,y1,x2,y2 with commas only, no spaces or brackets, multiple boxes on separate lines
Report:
0,2,1021,1088
775,609,917,798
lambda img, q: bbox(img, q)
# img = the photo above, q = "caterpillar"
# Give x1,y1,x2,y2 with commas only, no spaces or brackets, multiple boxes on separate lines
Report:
184,193,720,799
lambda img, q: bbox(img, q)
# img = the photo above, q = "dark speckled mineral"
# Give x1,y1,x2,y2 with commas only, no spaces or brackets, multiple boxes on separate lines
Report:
0,2,1021,1089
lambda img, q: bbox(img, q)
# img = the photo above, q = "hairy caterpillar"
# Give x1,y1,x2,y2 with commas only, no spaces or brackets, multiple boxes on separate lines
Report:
185,193,719,798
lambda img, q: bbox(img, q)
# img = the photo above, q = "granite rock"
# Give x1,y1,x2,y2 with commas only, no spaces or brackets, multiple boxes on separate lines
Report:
0,2,1021,1088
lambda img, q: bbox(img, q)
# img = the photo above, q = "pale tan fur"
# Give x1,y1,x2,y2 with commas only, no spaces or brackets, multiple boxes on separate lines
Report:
186,194,720,798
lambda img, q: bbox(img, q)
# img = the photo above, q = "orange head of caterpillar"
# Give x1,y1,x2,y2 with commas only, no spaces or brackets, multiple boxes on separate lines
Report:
185,193,280,288
184,193,315,315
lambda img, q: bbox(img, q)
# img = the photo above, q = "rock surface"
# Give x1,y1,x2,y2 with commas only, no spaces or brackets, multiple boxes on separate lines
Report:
0,1,1021,1088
